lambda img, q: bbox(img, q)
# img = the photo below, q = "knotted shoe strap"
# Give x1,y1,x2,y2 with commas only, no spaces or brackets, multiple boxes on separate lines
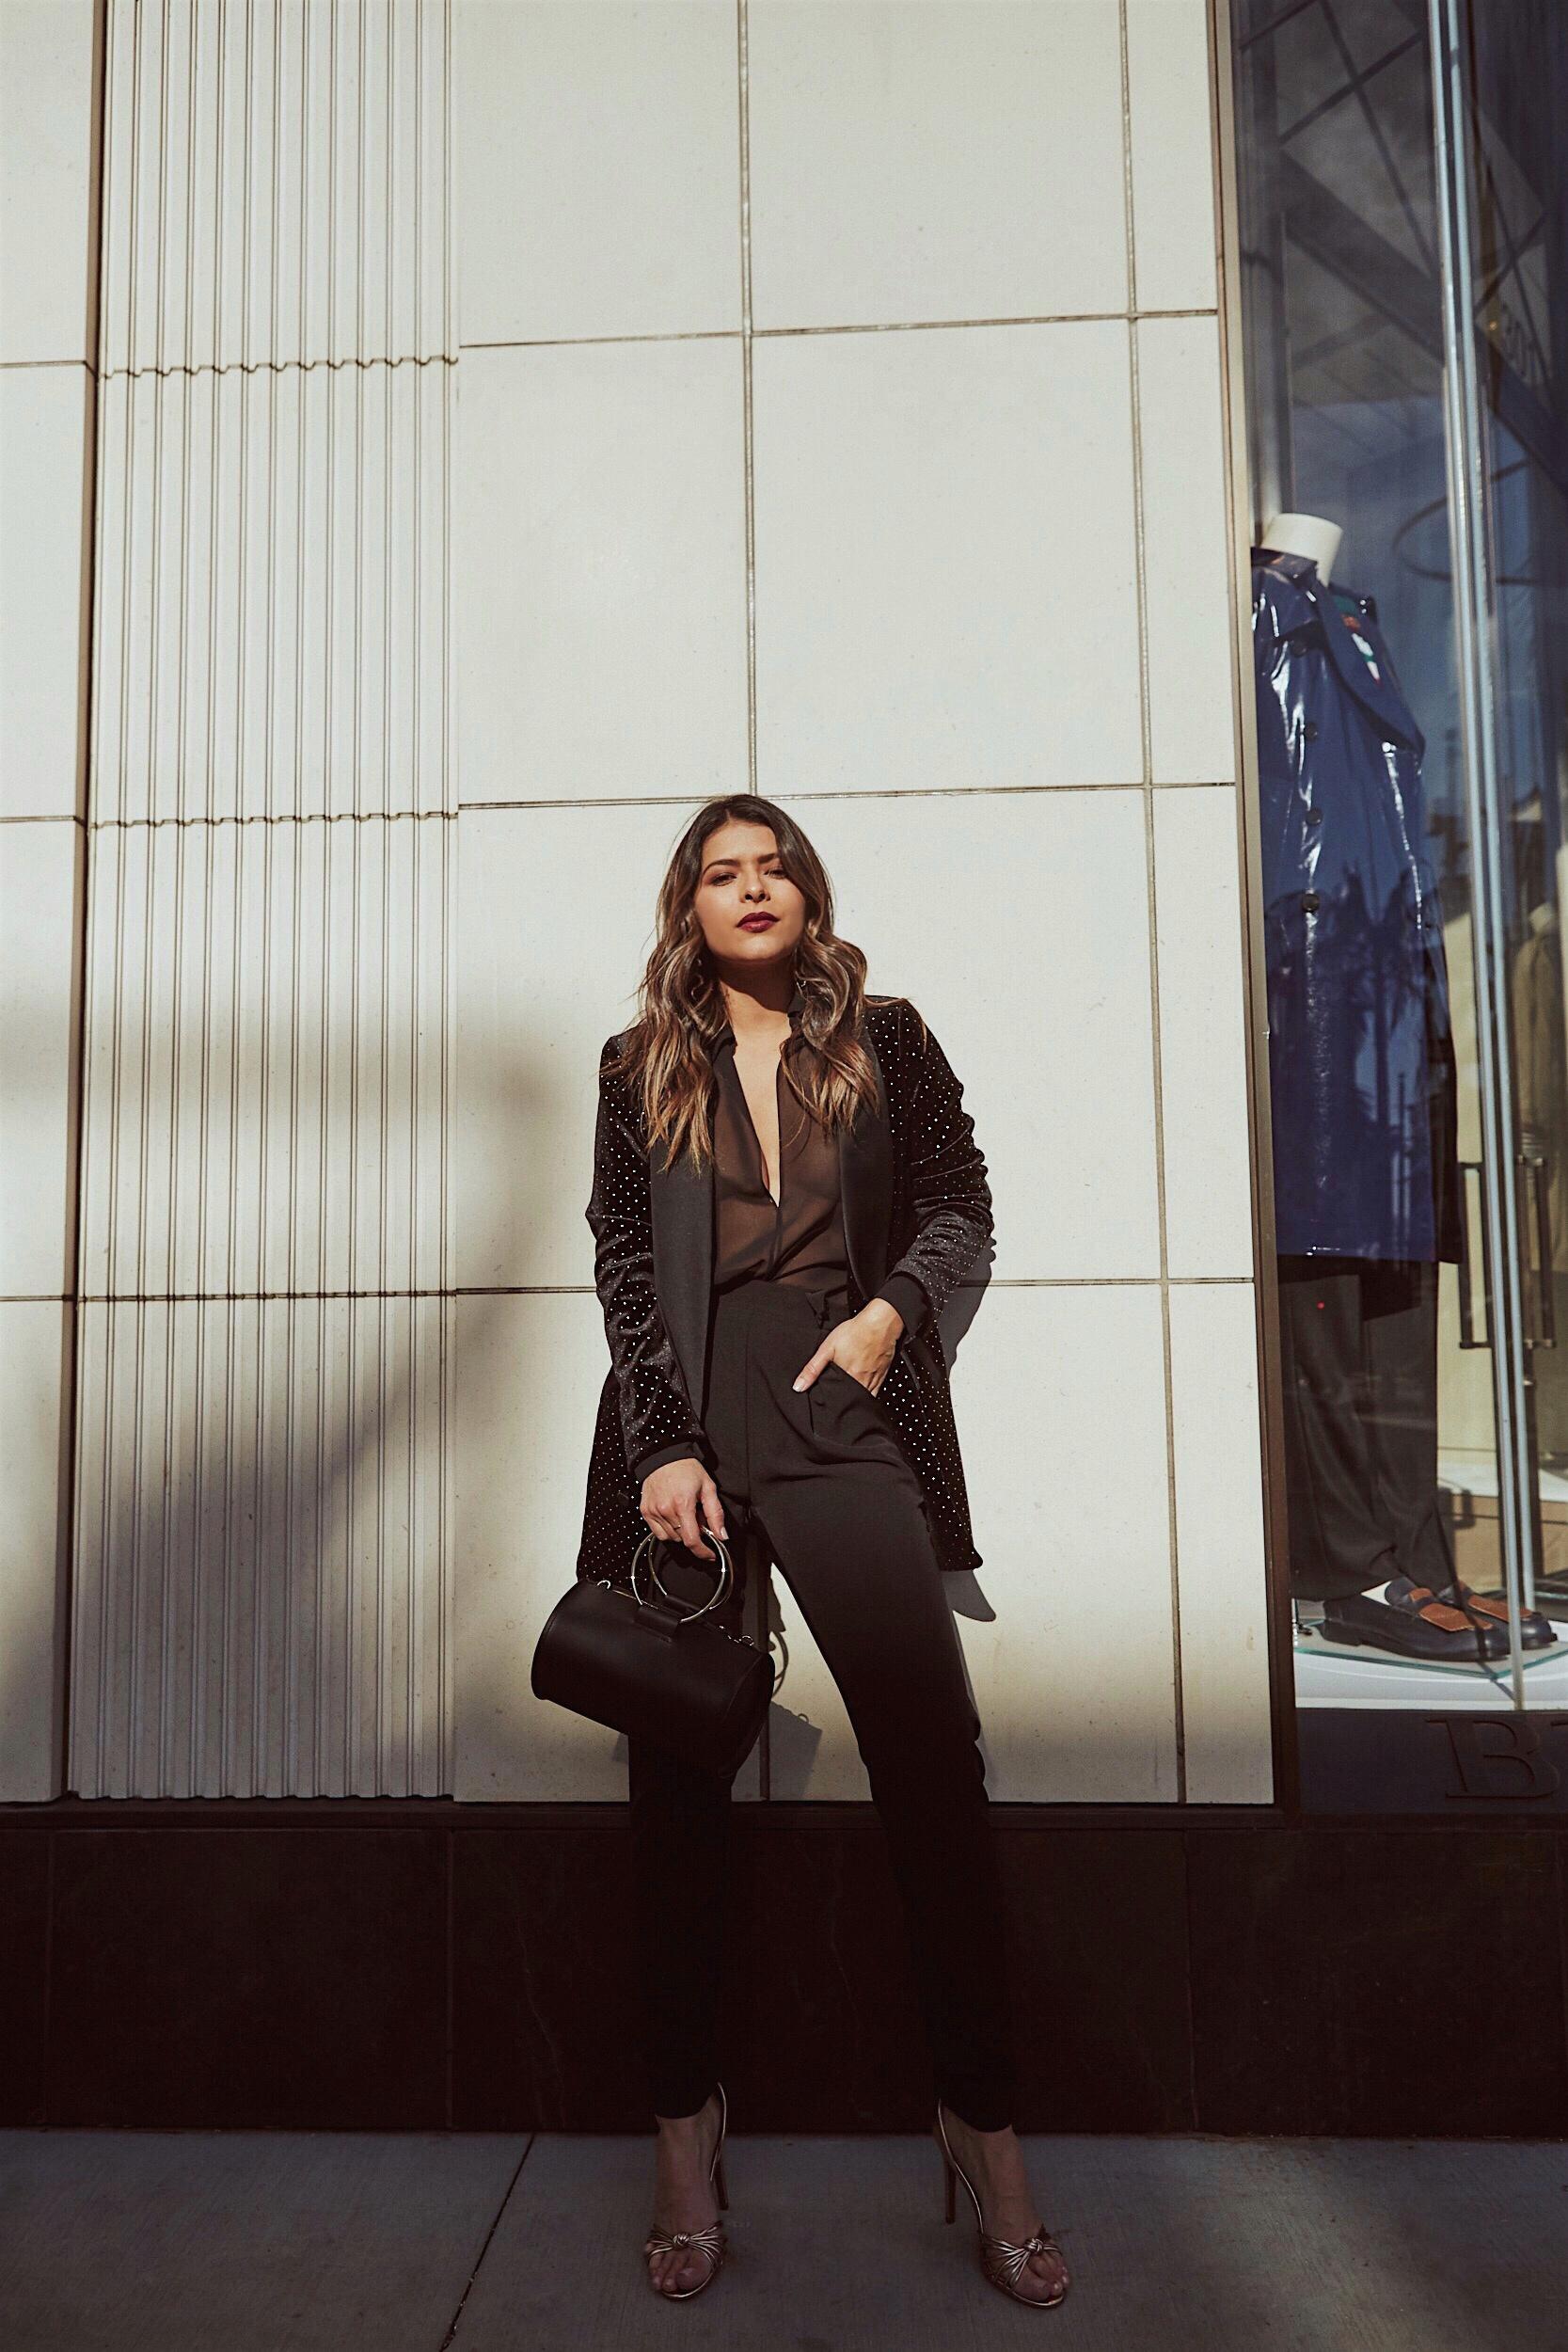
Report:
643,2221,726,2293
981,2223,1069,2304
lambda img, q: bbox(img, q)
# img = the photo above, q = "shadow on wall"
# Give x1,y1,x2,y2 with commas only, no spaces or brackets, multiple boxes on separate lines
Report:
55,995,544,1802
45,995,1057,1804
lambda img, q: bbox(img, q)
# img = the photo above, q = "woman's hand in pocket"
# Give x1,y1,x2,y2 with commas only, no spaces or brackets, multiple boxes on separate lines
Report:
641,1456,728,1562
791,1299,903,1399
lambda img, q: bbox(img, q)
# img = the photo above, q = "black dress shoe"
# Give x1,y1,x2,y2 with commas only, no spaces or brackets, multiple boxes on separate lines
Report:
1320,1583,1507,1662
1399,1574,1559,1651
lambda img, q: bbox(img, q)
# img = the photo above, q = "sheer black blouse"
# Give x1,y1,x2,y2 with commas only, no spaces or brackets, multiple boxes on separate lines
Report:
708,981,927,1338
607,986,950,1489
711,1025,851,1291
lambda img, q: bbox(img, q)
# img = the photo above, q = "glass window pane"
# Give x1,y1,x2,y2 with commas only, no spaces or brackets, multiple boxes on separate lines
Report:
1231,0,1568,1796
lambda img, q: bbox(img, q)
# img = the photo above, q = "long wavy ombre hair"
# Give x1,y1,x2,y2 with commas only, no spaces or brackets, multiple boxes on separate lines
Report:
607,795,895,1175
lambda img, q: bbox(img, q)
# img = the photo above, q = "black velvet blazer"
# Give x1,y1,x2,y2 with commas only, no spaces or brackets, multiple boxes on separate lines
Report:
575,993,995,1582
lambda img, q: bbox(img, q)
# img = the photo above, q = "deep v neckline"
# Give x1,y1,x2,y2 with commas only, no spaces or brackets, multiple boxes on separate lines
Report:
735,1051,784,1208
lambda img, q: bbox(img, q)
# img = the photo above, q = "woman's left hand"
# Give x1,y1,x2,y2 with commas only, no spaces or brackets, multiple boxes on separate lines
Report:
792,1299,903,1398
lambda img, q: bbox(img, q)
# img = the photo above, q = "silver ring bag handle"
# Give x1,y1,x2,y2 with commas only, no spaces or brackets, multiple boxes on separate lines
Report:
629,1527,735,1621
531,1524,773,1777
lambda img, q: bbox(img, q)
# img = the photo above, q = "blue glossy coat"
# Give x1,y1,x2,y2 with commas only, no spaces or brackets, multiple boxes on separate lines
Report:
1253,548,1461,1263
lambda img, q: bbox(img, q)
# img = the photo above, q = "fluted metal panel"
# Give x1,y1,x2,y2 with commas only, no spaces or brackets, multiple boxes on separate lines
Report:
92,307,452,826
79,813,453,1301
72,0,456,1796
101,0,452,375
70,1291,453,1798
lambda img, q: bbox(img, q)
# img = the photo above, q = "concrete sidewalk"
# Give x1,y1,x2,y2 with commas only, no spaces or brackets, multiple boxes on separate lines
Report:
0,2127,1560,2351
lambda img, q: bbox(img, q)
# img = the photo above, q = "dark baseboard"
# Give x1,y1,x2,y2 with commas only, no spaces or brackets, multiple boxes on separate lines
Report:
2,1804,1564,2137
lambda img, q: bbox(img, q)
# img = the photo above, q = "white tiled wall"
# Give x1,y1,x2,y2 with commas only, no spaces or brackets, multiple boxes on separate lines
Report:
1136,313,1237,784
1125,0,1221,312
458,0,742,346
745,2,1130,327
750,321,1143,794
453,0,1272,1804
0,1301,72,1802
457,341,751,803
0,818,79,1298
0,365,92,817
0,0,96,1800
0,0,98,367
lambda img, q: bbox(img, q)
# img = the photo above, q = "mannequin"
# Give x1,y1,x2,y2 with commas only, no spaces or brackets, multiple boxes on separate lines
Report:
1254,513,1556,1661
1259,510,1342,582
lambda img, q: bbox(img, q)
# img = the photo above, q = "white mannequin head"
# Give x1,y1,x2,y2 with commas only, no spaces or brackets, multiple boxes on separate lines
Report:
1259,511,1343,587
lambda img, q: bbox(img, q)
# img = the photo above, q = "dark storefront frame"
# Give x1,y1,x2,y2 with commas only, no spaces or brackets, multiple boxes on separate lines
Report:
1219,0,1568,1818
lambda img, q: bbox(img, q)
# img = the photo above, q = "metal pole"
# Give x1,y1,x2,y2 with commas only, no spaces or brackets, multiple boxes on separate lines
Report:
1429,0,1529,1708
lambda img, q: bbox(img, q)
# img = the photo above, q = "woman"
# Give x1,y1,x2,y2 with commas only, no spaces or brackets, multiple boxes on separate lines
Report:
576,795,1069,2311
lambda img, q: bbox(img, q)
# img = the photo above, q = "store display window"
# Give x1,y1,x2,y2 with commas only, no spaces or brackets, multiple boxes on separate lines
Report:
1229,0,1568,1804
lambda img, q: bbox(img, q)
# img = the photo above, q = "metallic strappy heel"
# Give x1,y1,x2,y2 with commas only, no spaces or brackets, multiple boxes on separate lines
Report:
934,2100,1069,2308
642,2081,730,2299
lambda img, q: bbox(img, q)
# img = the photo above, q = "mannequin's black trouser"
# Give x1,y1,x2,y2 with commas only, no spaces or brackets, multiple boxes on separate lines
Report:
626,1274,1018,2131
1276,1254,1456,1601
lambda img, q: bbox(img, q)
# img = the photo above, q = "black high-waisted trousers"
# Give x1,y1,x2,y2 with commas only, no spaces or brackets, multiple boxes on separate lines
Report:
626,1272,1018,2131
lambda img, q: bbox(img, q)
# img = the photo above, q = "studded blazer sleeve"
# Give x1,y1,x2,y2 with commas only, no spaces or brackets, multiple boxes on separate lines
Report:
585,1037,706,1485
877,1000,995,1340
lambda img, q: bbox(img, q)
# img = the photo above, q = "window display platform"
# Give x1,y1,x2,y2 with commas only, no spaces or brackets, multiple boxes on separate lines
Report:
1294,1621,1568,1708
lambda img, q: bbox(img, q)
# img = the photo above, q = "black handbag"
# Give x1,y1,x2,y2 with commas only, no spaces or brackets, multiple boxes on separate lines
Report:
531,1531,774,1777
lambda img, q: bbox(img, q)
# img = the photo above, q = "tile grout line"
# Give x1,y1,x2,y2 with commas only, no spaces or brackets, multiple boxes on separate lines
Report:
1118,0,1187,1808
736,0,757,803
736,0,772,1801
55,0,112,1807
25,1272,1259,1307
87,809,459,827
459,781,1239,811
439,0,462,1801
98,353,456,382
455,305,1218,353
